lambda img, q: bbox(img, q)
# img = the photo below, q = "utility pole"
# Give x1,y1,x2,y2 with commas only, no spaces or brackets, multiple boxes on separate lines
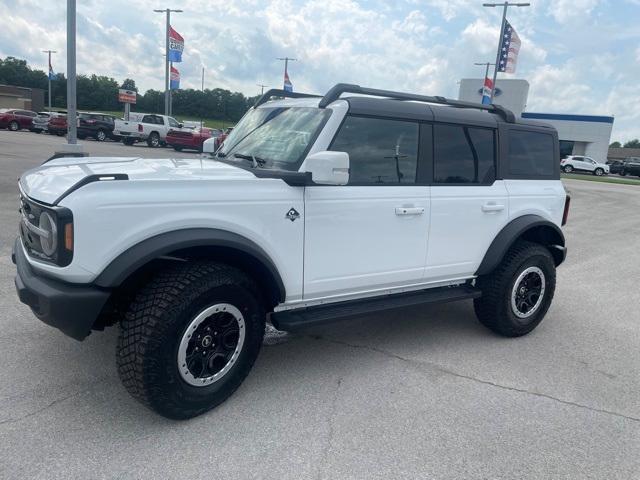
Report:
201,67,205,129
66,0,77,144
153,8,182,116
474,62,496,82
42,50,57,111
483,2,529,102
257,84,268,95
276,57,296,89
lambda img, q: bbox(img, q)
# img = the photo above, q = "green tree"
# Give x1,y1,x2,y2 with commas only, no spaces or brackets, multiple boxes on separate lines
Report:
623,139,640,148
121,78,137,91
609,141,621,148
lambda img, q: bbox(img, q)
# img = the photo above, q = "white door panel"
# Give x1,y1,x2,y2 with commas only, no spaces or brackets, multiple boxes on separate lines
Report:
425,181,509,280
303,186,430,299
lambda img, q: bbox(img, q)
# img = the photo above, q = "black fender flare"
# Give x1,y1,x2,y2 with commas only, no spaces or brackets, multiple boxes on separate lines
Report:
94,228,286,302
475,215,565,276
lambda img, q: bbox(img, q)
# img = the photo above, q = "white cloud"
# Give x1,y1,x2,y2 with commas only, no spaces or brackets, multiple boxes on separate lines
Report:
549,0,601,23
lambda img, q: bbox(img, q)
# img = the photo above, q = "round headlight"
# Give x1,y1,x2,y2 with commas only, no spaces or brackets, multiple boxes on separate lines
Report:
39,212,58,256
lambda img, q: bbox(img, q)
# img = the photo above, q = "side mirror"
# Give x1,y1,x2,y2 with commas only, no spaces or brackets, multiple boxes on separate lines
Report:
178,123,184,129
304,151,349,185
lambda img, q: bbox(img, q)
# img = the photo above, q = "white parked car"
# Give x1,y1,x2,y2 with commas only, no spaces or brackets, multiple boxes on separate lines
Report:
114,113,183,147
14,84,569,419
561,155,609,176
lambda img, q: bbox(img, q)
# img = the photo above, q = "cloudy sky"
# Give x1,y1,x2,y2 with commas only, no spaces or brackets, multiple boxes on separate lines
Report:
1,0,639,141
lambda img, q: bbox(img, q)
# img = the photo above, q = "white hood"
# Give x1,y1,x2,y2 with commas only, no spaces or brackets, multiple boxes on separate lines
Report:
20,156,254,205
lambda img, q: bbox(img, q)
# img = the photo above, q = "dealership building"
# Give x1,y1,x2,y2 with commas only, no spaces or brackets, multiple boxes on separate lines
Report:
458,79,614,162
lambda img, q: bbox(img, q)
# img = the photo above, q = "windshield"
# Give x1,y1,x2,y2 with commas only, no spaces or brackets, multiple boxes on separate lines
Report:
216,107,330,170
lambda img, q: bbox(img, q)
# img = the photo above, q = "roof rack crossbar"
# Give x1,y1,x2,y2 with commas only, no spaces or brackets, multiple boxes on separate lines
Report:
254,89,321,108
318,83,516,123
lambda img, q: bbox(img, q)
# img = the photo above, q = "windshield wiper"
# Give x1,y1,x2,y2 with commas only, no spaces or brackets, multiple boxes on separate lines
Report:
232,153,267,168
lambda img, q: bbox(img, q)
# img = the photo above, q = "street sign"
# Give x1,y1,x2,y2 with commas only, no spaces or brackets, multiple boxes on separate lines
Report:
118,89,136,104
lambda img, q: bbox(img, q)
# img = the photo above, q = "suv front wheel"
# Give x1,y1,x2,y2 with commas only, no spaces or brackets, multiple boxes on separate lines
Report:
474,241,556,337
117,261,266,419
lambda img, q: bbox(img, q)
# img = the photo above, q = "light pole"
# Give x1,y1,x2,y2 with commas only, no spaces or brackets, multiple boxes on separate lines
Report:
474,62,496,82
276,57,296,89
153,8,182,116
257,84,268,95
483,2,529,102
66,0,77,144
42,50,57,111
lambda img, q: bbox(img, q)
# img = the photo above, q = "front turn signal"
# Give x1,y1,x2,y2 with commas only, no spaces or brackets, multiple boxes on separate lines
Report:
64,223,74,251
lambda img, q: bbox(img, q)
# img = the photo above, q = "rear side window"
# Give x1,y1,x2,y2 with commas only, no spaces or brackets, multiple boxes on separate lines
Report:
330,116,418,185
433,125,495,184
508,130,555,176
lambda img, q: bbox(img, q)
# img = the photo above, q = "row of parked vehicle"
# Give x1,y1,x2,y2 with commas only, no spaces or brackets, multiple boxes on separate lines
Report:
560,155,640,177
0,108,232,153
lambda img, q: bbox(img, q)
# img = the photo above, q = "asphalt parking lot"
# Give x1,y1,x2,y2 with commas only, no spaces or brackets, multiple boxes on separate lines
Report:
0,130,639,479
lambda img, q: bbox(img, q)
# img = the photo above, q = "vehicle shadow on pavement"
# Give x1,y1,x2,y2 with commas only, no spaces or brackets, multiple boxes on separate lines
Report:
1,298,488,428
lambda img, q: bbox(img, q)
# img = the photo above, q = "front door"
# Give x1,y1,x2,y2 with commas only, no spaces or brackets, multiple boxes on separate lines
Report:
303,115,430,300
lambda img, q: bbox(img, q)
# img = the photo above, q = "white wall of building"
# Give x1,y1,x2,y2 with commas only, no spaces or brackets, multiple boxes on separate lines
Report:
458,78,529,116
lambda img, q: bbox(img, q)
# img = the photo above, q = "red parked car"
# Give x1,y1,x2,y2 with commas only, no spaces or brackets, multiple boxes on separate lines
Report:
48,114,69,136
0,109,37,131
166,127,214,152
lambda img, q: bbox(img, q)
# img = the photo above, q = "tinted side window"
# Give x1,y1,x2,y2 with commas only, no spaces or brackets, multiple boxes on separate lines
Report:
142,115,154,124
433,125,495,184
508,130,555,176
330,116,418,185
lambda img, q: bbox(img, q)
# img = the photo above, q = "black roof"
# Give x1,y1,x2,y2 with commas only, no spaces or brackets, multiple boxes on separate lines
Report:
255,83,554,129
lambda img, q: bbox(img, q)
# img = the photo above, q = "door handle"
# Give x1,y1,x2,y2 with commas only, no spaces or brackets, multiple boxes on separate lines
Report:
395,207,424,216
481,203,505,213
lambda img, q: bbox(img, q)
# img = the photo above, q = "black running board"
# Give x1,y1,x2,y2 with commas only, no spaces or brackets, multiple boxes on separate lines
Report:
270,285,481,331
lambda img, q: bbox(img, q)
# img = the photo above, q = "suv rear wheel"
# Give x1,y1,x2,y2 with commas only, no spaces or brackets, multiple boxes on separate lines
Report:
117,261,266,419
474,241,556,337
562,165,573,173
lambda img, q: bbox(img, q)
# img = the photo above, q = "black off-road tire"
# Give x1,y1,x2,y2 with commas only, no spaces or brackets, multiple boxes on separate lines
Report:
474,241,556,337
117,261,266,419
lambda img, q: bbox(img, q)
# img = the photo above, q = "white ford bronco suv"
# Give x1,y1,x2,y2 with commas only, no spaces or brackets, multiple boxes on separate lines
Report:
14,84,569,419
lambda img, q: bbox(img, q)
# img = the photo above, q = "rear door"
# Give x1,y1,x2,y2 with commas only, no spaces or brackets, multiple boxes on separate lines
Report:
425,123,508,281
303,115,431,300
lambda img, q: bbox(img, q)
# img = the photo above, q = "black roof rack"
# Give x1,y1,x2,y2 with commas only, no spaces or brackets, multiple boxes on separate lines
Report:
254,89,321,107
318,83,516,123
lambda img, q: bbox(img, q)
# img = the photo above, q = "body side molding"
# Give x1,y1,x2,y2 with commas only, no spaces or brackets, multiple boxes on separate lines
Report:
94,228,286,302
475,215,565,276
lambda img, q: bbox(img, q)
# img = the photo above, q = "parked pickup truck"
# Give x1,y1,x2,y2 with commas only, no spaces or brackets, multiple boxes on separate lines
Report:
114,113,183,147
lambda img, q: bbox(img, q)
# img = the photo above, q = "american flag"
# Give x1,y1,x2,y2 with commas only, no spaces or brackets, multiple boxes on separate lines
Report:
498,19,521,74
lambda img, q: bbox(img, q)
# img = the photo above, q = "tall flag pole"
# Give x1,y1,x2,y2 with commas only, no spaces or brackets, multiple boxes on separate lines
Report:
475,62,496,105
484,2,529,102
153,8,183,116
167,25,184,116
42,49,57,111
277,57,296,92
